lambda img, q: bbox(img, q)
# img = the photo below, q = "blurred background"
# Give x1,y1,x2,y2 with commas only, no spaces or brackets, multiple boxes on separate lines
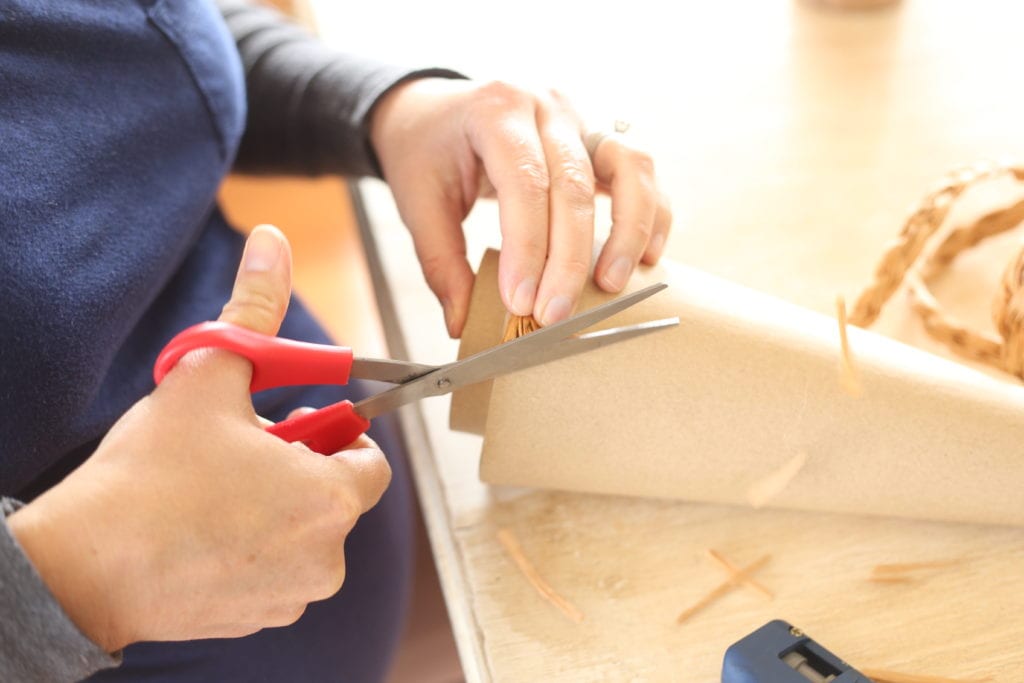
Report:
315,0,1024,360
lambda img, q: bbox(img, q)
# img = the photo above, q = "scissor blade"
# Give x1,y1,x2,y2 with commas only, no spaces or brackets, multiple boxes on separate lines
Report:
350,358,438,385
520,317,679,368
354,283,672,419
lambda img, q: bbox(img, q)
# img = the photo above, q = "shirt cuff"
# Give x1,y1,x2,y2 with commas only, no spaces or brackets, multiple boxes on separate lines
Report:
1,497,121,682
344,65,469,179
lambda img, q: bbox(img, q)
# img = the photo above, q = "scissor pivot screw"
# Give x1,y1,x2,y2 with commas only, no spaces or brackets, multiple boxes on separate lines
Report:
436,377,452,390
789,626,804,637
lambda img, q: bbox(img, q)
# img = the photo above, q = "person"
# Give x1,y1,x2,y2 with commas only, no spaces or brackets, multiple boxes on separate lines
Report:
0,0,672,680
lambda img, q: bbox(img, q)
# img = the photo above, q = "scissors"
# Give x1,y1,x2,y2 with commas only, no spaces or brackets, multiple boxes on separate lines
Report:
153,283,678,454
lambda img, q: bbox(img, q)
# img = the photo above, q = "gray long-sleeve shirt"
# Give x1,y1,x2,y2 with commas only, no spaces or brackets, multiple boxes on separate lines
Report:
0,1,460,680
1,499,117,680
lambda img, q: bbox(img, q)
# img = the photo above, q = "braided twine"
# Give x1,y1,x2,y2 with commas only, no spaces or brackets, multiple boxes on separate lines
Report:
850,162,1024,380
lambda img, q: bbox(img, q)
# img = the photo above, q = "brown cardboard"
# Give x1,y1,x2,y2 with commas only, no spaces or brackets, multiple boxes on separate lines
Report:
451,249,1024,526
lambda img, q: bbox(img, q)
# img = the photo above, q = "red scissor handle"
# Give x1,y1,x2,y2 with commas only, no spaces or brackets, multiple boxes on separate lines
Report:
265,401,370,455
154,321,354,392
154,321,370,454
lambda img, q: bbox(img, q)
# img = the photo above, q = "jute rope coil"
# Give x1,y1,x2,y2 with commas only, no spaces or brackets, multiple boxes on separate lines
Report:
850,161,1024,381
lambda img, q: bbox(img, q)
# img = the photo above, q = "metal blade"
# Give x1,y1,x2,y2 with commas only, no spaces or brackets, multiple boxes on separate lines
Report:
518,317,679,368
350,358,438,385
354,283,673,419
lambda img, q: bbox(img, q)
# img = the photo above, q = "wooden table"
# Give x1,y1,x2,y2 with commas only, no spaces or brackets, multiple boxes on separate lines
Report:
312,1,1024,679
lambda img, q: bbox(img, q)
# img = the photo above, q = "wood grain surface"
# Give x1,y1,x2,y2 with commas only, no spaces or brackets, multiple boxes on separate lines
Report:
311,0,1024,679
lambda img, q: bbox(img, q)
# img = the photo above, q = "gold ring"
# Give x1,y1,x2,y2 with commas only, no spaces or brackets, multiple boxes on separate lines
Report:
584,121,630,159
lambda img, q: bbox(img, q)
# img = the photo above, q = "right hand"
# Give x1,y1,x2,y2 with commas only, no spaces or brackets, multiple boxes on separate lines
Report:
8,225,391,652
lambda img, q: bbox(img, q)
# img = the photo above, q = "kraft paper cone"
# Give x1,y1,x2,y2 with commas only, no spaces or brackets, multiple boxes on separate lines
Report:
451,249,1024,527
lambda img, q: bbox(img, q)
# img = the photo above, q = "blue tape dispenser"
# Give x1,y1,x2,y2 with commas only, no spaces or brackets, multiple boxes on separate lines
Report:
722,620,872,683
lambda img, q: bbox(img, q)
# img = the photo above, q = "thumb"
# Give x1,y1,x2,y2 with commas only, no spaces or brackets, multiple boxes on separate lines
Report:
154,225,293,405
219,224,293,335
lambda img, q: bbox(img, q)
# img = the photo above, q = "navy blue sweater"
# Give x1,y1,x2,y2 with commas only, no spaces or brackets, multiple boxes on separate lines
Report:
0,1,458,680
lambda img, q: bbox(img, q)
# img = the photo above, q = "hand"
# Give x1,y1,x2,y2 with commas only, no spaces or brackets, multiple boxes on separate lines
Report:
8,226,391,651
370,78,673,337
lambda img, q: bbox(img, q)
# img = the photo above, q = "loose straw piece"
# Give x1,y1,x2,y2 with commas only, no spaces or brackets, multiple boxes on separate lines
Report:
496,528,584,624
836,296,863,397
872,559,964,575
862,668,993,683
501,314,541,343
676,554,771,624
746,451,810,508
705,549,774,599
868,559,964,583
867,575,916,584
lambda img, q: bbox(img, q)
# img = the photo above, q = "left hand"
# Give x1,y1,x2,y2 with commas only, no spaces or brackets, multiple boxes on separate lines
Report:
369,78,672,337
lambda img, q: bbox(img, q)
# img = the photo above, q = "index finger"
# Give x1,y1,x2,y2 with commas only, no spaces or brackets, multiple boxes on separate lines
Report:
532,98,594,325
468,85,549,317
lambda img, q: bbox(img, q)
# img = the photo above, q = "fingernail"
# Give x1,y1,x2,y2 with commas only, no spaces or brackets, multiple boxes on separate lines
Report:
539,295,572,326
509,277,538,316
601,256,633,292
648,233,666,260
243,226,282,273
